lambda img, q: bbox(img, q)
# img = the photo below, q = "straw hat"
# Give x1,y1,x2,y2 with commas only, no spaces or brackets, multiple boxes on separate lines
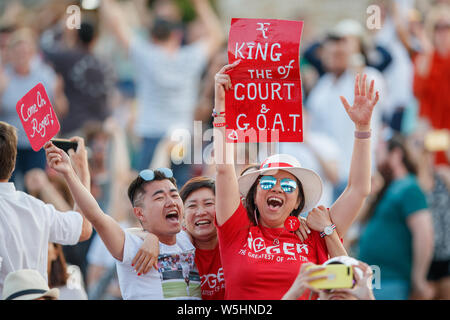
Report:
2,269,59,300
238,154,323,214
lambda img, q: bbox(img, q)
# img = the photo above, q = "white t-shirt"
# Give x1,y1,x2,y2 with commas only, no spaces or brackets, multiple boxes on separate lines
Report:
57,265,88,300
0,57,57,149
116,230,201,300
129,36,208,138
0,183,83,296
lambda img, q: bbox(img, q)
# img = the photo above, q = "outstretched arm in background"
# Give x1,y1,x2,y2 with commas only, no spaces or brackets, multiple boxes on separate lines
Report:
100,0,133,51
326,74,379,238
190,0,225,58
45,141,125,260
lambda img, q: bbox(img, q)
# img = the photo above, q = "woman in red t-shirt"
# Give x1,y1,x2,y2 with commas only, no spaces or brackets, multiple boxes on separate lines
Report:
178,176,225,300
396,3,450,164
213,61,380,300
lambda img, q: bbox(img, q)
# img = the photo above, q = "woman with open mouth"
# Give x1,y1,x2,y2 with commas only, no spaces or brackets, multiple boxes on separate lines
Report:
212,60,380,300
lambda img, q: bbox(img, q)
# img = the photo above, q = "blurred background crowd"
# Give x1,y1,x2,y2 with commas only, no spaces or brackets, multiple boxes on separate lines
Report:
0,0,449,300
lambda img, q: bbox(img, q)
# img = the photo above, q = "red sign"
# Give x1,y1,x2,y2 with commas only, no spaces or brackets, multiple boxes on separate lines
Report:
16,83,60,151
225,18,304,143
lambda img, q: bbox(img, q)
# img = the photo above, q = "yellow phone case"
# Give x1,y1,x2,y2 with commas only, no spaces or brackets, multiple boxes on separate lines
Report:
306,264,353,290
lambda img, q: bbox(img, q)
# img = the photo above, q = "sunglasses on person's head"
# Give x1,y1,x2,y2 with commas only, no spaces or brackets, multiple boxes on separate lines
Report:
259,175,298,193
139,168,173,181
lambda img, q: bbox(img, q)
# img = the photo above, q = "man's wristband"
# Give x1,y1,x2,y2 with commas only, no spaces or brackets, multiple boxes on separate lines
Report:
213,122,227,127
355,130,371,139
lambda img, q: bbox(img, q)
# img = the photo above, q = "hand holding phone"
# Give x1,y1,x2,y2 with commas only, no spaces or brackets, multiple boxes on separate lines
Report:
306,264,354,290
51,138,78,154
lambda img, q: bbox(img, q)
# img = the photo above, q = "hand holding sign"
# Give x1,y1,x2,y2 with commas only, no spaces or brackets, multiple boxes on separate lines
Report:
214,60,241,112
16,83,60,151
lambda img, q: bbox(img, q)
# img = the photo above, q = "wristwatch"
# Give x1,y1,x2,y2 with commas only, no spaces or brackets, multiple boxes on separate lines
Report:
320,224,336,238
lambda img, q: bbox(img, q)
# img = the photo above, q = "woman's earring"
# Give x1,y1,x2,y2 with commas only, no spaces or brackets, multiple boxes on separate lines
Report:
254,209,259,226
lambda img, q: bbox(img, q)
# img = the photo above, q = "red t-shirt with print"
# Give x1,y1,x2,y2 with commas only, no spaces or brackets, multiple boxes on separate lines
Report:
216,202,329,300
195,243,225,300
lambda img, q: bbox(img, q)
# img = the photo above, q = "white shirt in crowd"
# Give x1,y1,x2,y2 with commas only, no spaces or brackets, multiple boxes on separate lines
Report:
0,182,83,296
307,67,386,183
0,57,57,149
129,36,208,139
115,230,198,300
57,265,88,300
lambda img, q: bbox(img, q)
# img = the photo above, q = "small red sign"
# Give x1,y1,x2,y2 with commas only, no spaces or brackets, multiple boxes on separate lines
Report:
15,83,60,151
225,18,304,143
284,216,300,232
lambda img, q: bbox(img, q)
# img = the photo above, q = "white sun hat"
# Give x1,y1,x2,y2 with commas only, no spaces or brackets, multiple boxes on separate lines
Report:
2,269,60,300
238,154,323,214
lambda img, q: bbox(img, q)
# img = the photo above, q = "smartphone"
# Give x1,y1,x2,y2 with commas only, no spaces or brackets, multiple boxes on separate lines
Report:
424,130,450,152
306,264,353,290
51,138,78,154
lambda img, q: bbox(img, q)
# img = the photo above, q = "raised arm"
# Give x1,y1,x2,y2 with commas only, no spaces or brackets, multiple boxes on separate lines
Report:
213,61,242,226
100,0,133,51
103,119,134,223
306,206,348,258
44,141,125,261
190,0,225,58
329,74,379,237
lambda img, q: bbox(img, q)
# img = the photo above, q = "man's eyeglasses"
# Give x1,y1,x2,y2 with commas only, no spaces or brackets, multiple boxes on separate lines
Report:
259,175,298,193
139,168,173,181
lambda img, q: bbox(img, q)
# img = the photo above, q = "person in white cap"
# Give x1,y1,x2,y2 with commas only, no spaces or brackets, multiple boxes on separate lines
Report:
212,61,379,300
2,269,59,300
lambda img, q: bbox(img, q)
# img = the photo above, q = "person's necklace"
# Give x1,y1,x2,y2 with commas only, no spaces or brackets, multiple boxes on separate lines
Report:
272,231,283,245
273,216,300,245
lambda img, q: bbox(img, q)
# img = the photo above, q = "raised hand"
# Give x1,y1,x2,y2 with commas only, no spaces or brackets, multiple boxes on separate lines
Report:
339,74,379,131
44,142,73,176
214,60,240,112
67,136,88,173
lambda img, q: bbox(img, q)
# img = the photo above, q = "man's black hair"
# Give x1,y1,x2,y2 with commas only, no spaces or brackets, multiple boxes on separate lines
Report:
127,170,177,207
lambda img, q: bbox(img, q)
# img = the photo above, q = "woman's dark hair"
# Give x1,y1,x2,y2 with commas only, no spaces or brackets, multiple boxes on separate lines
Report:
363,134,417,223
179,176,215,203
48,243,68,288
244,174,305,226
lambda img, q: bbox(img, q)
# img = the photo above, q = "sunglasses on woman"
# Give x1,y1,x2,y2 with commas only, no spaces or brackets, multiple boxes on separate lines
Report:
259,175,298,193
